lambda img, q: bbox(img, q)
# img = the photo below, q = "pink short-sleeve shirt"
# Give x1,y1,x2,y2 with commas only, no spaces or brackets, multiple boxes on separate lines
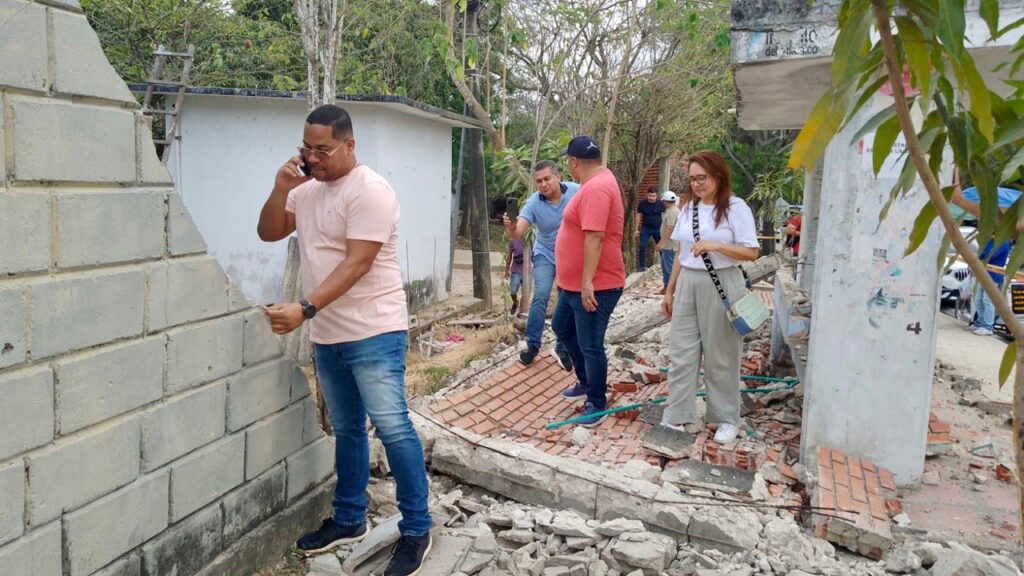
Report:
286,164,408,344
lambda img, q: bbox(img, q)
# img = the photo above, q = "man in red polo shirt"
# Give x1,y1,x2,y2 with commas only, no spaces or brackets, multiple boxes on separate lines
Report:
552,136,626,427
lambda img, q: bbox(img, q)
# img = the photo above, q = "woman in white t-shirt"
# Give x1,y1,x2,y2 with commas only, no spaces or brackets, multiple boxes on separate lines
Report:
660,151,760,444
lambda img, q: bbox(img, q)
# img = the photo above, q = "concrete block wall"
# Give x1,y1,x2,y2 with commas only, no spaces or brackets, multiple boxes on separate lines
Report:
0,2,335,574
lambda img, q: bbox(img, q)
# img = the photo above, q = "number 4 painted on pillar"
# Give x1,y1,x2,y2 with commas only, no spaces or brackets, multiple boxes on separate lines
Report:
906,322,922,334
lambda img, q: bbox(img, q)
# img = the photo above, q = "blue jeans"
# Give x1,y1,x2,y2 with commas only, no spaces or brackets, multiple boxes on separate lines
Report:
660,249,675,287
638,226,661,271
509,272,523,296
551,288,623,410
526,255,557,349
314,332,431,537
974,284,997,330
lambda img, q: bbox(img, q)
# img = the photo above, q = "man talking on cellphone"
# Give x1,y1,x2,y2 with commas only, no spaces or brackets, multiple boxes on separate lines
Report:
257,105,432,576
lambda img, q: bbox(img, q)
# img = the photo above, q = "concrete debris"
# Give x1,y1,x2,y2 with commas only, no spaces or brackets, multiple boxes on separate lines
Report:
569,426,590,448
884,546,923,574
306,553,344,575
618,459,661,483
661,460,763,499
687,507,762,552
549,510,597,538
921,470,941,485
608,531,676,575
929,542,1021,576
595,518,645,537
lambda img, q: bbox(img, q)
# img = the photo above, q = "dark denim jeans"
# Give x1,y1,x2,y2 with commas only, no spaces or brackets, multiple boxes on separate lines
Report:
638,226,661,270
551,288,623,410
660,249,676,287
314,331,431,537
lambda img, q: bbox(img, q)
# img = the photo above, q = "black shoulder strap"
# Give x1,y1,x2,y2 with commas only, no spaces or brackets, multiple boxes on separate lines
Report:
692,203,731,306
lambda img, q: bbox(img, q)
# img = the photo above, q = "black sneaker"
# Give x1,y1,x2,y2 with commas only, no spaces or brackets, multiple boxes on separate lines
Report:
519,345,540,365
551,347,573,371
384,533,433,576
295,518,367,555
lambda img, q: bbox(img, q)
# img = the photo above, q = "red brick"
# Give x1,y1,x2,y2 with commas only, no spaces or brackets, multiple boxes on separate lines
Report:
612,382,640,393
927,432,952,444
835,486,856,512
885,498,903,517
879,468,896,492
831,449,846,466
769,484,784,498
862,459,876,473
816,486,836,510
452,416,475,429
868,495,888,521
864,471,881,495
453,402,475,417
929,411,937,422
471,421,495,435
817,468,835,492
850,477,867,503
929,420,951,433
817,446,831,467
833,464,849,486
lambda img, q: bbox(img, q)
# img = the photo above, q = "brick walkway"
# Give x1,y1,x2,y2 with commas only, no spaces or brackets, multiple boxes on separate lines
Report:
421,355,665,466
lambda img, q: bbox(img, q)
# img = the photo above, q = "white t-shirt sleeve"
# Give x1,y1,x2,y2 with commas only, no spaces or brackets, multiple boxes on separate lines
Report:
730,199,760,248
670,202,691,245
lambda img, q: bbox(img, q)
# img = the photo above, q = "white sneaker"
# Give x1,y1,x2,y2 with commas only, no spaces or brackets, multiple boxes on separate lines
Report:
713,423,739,444
971,327,994,336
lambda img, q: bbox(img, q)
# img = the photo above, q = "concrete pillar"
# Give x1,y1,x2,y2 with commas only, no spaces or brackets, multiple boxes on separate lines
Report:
658,156,672,192
799,95,944,484
798,163,823,291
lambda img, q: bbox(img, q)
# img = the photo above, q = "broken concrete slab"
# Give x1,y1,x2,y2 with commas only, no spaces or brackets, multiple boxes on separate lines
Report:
342,514,400,573
549,511,597,539
661,460,761,498
608,532,676,576
417,535,473,576
306,553,343,575
457,550,495,575
687,508,762,553
639,425,695,459
638,403,664,426
594,518,644,537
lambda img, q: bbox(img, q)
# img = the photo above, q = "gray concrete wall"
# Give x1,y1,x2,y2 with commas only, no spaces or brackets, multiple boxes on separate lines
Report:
0,2,334,574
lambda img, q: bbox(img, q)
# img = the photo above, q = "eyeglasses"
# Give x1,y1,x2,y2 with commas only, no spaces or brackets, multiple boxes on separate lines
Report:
297,142,345,160
689,175,709,185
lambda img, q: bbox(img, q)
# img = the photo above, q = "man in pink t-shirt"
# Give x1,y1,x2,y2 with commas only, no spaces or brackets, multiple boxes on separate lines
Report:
552,136,625,427
256,105,431,576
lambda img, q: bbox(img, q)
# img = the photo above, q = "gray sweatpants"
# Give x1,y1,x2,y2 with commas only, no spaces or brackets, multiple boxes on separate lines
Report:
662,266,746,426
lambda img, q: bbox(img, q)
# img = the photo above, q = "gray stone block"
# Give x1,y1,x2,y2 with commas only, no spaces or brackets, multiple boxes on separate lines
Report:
0,285,28,369
142,503,222,576
286,436,335,502
28,418,141,525
142,383,226,472
0,0,47,91
170,434,244,522
242,309,280,367
92,553,140,576
291,363,311,402
147,257,230,331
226,359,293,432
56,337,164,434
301,397,326,445
65,472,169,576
227,282,252,313
0,94,4,183
166,316,243,394
0,366,53,461
30,269,145,359
0,192,49,274
12,97,135,183
245,403,304,479
51,10,133,102
167,192,206,255
136,115,172,185
0,460,24,547
56,191,164,268
221,464,286,543
37,0,81,9
0,522,61,576
197,479,331,576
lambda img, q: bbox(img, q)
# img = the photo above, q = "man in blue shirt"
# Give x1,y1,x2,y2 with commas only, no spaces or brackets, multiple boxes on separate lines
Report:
503,160,580,367
951,178,1023,336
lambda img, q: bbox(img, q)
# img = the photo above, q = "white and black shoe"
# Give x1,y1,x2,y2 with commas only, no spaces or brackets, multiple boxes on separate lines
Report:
384,533,432,576
295,519,367,555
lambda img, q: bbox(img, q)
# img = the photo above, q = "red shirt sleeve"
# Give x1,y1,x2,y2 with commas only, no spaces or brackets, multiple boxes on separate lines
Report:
578,187,613,233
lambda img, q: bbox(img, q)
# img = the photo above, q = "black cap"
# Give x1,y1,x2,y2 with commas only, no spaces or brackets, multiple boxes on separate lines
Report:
560,135,601,159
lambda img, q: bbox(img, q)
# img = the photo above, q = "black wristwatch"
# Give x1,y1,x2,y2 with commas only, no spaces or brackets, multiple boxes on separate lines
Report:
299,299,317,320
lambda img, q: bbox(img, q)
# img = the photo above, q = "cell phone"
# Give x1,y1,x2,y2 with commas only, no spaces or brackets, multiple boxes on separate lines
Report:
300,161,312,177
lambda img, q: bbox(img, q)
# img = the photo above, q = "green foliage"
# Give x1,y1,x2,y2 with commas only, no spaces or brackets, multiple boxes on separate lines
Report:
790,0,1024,384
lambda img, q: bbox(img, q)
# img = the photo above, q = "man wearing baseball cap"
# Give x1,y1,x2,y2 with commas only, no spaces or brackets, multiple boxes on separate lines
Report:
655,191,680,294
552,136,626,427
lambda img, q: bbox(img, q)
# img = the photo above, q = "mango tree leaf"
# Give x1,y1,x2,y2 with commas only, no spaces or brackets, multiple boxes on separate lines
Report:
905,201,938,256
980,0,999,38
959,52,994,142
938,0,967,58
846,76,890,131
850,103,895,144
1001,145,1024,182
896,16,933,104
873,115,901,176
832,2,874,87
789,88,850,170
993,118,1024,149
999,343,1016,387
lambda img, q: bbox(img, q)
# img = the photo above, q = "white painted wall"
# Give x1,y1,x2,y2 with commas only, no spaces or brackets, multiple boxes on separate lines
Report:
168,94,453,307
800,96,946,484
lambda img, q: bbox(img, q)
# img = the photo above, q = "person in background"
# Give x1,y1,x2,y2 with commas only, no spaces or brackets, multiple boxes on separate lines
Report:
636,187,665,272
660,151,760,444
655,191,680,295
951,170,1023,336
553,136,625,427
506,236,525,317
503,161,580,369
786,213,802,257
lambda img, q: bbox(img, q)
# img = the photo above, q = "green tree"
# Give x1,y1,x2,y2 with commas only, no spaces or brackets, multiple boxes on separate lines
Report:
789,0,1024,529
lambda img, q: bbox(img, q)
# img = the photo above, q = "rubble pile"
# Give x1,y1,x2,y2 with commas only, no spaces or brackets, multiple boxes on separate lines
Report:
304,475,1021,576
